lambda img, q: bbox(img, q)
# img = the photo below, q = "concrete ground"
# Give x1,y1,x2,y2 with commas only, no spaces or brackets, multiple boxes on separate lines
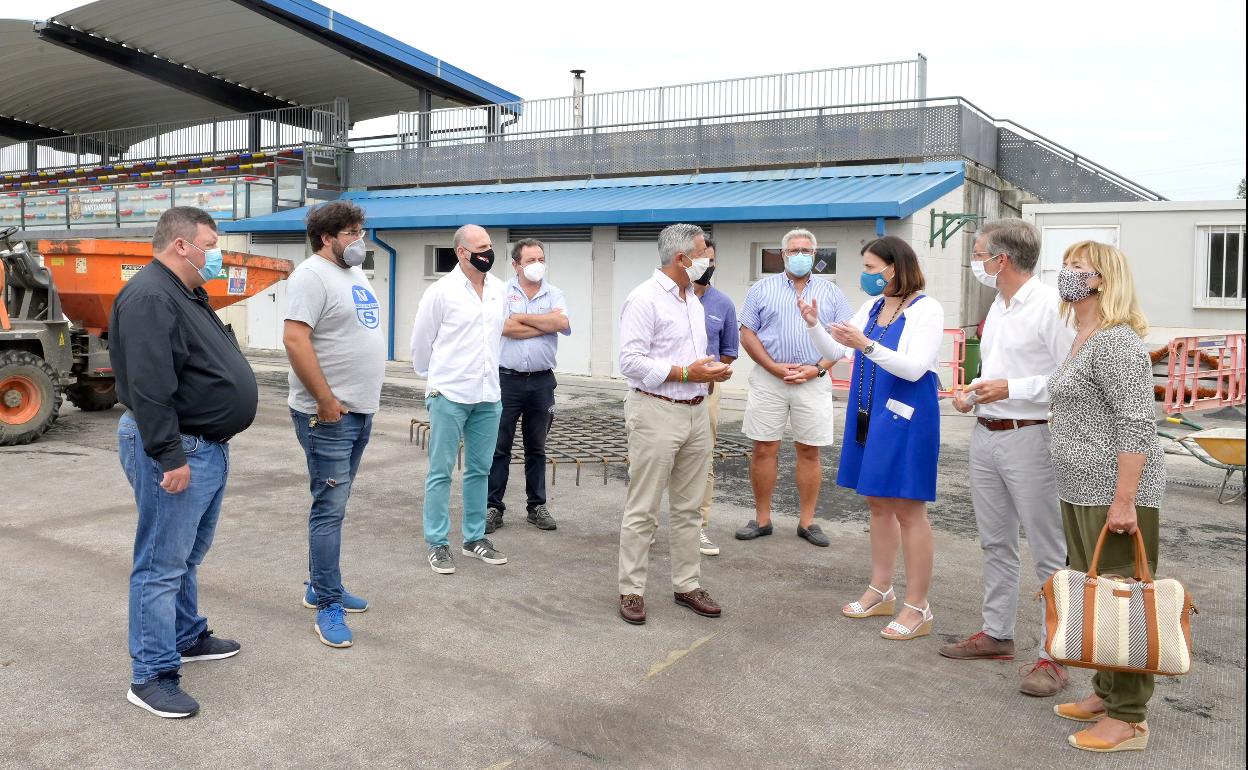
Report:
0,360,1244,770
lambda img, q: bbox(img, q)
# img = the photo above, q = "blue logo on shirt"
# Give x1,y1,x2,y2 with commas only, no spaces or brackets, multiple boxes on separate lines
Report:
352,285,380,329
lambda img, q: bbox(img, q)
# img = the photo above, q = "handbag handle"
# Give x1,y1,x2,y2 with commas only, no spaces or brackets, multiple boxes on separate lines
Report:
1087,522,1153,582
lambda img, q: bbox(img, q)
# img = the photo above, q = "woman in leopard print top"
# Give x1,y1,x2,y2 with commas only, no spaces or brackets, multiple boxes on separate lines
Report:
1046,241,1166,754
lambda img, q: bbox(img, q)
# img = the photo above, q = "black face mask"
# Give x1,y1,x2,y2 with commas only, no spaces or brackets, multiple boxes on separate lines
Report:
467,248,495,273
693,265,716,286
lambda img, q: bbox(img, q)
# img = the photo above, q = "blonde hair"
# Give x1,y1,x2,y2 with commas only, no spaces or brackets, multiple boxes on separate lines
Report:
1059,240,1149,337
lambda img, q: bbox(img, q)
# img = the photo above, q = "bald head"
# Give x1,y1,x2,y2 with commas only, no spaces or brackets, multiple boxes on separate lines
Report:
453,224,489,251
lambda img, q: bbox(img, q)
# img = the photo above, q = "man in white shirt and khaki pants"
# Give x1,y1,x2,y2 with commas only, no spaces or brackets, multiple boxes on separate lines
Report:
410,224,509,576
942,218,1076,697
616,224,733,626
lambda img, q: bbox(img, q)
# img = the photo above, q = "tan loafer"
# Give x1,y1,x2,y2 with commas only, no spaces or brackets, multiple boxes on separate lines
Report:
1068,721,1148,752
1019,659,1069,697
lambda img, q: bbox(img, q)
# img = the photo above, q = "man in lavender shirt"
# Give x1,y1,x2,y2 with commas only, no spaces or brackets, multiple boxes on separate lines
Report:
690,237,739,556
616,224,733,626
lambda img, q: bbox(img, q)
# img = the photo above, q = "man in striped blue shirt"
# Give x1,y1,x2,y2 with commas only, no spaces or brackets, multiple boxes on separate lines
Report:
735,228,852,548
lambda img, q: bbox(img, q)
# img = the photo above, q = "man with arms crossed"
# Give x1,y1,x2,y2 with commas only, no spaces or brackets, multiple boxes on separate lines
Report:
486,238,570,533
617,224,732,625
112,206,256,717
284,201,386,648
941,218,1075,697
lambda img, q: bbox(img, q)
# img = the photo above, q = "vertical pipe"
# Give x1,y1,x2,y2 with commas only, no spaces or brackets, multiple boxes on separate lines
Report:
917,53,928,102
571,70,586,134
370,228,398,361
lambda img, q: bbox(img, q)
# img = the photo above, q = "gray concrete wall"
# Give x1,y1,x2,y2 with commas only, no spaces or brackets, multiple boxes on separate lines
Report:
1024,201,1246,342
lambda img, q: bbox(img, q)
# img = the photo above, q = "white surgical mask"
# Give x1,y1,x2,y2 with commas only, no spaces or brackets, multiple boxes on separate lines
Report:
342,237,368,267
685,256,711,282
522,261,546,282
971,254,1002,288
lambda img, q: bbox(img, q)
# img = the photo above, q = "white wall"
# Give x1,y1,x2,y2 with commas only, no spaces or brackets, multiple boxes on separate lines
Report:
1024,201,1247,342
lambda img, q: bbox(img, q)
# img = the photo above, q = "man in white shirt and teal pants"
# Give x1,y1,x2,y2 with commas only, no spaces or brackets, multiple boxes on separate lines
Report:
942,218,1076,697
410,224,508,575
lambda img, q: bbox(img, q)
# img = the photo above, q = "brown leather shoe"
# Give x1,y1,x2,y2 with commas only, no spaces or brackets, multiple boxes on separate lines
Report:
620,594,646,625
938,631,1016,660
1019,659,1069,697
674,588,721,617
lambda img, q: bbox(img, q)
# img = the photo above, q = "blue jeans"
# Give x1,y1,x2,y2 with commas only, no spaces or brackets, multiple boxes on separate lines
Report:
424,395,502,547
118,412,229,684
290,409,373,609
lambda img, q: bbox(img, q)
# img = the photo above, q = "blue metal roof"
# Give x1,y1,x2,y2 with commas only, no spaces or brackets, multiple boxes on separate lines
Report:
223,162,966,233
245,0,522,107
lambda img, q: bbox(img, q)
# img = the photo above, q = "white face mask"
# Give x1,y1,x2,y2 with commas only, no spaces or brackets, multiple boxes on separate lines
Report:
971,254,1003,288
341,237,368,267
685,256,711,282
522,261,546,283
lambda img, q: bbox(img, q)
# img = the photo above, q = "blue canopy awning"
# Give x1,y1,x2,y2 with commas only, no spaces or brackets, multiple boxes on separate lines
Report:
223,161,966,233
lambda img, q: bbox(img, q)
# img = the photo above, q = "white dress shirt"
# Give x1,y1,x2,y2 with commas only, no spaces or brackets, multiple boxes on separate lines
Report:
409,264,505,403
974,276,1076,420
618,268,709,400
806,295,945,382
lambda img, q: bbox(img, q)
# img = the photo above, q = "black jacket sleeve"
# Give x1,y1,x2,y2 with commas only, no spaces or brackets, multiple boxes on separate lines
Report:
115,295,187,471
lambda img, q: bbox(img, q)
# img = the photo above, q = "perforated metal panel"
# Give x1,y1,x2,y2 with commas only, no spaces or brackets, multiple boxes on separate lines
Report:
349,105,968,188
997,129,1153,203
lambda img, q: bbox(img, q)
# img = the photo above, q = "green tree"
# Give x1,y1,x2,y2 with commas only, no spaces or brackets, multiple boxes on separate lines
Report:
1239,178,1246,198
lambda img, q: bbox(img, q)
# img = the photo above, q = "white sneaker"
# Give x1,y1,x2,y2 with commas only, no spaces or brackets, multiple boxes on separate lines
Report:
699,528,720,556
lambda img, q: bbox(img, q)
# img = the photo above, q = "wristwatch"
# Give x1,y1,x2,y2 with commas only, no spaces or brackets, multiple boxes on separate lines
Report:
816,365,827,378
863,342,877,356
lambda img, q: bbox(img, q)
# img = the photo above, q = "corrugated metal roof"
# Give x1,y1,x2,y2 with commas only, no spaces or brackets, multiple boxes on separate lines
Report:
222,162,966,232
0,19,224,136
1,0,519,141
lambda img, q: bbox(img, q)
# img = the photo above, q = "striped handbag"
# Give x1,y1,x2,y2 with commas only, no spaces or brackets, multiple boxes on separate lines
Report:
1041,524,1197,676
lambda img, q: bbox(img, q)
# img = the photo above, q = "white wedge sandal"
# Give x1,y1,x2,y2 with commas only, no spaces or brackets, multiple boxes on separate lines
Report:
881,601,934,640
841,584,896,619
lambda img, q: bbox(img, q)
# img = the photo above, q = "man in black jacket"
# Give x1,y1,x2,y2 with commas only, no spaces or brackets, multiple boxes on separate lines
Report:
111,206,258,718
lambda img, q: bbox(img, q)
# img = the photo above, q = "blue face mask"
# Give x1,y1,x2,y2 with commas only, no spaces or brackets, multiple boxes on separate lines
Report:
185,241,224,283
860,269,890,296
785,253,813,277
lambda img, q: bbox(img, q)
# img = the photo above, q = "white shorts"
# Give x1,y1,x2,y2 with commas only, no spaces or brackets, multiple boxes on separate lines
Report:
741,366,837,446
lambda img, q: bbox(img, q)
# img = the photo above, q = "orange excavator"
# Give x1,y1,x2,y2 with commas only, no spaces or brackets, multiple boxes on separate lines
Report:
0,227,291,445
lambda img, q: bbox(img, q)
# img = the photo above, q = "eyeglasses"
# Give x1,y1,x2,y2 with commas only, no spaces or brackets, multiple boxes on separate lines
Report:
971,251,1001,259
338,229,364,238
783,249,816,257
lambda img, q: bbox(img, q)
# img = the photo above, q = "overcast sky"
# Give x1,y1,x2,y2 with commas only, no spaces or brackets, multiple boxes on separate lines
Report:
4,0,1244,200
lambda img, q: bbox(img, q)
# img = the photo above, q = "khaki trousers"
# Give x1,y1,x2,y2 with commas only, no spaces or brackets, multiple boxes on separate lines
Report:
618,391,712,596
697,383,723,526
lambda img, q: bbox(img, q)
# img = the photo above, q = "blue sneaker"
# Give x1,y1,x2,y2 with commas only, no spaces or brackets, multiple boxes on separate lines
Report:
302,581,369,613
314,603,353,648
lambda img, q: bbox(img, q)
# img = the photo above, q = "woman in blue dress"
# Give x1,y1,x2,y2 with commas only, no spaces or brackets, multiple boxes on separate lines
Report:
799,236,944,641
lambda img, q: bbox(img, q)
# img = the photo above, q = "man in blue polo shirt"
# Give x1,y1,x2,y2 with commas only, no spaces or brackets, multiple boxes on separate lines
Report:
690,237,738,556
487,238,571,533
736,227,852,548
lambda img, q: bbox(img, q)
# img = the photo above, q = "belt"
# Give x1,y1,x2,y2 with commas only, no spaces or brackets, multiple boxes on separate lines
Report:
977,417,1047,431
634,389,705,406
499,367,552,377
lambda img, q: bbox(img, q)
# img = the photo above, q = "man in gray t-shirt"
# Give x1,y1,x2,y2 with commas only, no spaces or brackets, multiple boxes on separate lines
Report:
283,200,386,650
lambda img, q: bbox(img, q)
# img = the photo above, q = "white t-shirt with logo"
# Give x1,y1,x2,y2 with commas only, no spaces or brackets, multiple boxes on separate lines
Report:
284,255,387,414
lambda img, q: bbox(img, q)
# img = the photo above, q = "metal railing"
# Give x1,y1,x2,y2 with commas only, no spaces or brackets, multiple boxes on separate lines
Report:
396,57,927,146
1,99,350,177
0,176,277,230
351,89,1163,204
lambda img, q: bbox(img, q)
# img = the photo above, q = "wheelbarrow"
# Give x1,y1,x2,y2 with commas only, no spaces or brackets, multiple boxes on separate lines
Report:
1159,415,1246,505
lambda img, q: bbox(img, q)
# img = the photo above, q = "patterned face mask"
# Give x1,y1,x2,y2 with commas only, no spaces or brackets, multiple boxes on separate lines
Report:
1058,268,1101,302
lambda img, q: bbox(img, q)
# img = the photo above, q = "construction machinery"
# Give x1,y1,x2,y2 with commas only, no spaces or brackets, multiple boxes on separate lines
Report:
0,228,291,445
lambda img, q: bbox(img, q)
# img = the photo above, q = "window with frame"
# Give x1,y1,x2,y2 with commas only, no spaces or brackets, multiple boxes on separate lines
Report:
424,246,457,277
1195,225,1245,308
754,244,837,279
